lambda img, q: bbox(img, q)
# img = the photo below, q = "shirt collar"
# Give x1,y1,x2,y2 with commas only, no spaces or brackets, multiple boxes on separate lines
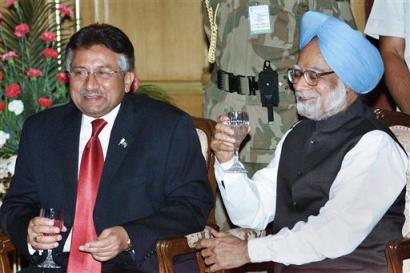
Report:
82,103,121,127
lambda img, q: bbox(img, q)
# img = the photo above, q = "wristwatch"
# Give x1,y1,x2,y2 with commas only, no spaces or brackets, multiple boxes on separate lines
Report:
125,238,133,252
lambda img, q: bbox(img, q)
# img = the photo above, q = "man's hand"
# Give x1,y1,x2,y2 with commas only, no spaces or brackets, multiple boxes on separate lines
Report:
196,229,250,272
79,226,130,262
27,216,67,250
211,115,250,163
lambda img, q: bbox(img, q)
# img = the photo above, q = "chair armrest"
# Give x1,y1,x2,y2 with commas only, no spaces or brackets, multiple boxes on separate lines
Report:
156,226,268,273
156,236,195,273
156,227,216,273
0,229,16,273
385,238,410,273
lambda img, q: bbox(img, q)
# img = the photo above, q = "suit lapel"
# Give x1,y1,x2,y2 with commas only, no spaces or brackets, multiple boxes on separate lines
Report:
61,110,82,230
98,97,136,194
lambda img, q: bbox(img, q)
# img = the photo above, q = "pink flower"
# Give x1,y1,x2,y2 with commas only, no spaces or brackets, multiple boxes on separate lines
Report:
37,97,52,108
56,72,68,84
0,102,5,112
58,5,73,18
2,51,17,62
14,23,30,38
40,32,56,43
26,68,42,78
5,83,21,98
43,48,58,59
6,0,15,7
131,78,139,93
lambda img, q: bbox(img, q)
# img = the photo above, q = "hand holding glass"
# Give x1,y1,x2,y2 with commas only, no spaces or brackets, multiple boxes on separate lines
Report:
224,111,250,173
37,208,64,269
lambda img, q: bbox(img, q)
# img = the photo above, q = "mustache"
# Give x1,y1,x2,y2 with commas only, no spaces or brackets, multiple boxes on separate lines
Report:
295,91,319,100
79,89,103,96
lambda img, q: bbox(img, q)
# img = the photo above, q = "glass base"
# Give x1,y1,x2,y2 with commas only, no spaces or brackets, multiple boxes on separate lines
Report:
225,162,248,173
37,252,60,268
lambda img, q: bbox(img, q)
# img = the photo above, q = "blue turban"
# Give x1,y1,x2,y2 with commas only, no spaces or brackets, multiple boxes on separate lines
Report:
299,11,383,94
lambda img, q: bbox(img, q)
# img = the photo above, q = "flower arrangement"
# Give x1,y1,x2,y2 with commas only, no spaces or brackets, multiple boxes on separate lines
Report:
0,0,74,180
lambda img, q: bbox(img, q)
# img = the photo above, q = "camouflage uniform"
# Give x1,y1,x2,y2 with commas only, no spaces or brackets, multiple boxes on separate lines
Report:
203,0,356,230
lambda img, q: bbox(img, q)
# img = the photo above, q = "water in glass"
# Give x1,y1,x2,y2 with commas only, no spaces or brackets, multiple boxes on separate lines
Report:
225,111,250,173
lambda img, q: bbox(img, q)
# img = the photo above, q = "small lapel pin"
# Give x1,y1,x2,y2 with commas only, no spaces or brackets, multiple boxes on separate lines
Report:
118,138,128,148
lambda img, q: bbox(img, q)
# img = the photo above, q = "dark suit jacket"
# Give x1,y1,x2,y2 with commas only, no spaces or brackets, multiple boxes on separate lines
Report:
0,94,213,273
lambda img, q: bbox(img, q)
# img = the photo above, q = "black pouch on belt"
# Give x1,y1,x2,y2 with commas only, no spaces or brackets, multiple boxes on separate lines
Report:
258,60,279,122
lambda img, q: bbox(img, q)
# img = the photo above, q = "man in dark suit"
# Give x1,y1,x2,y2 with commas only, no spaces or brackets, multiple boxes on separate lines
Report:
0,23,213,273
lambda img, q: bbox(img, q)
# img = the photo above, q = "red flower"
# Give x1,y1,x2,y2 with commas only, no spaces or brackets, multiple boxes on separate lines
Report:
6,0,15,7
26,68,42,78
40,32,56,43
0,102,5,112
56,72,68,84
131,78,139,93
0,71,3,81
37,97,52,108
43,48,58,59
2,51,17,62
14,23,30,38
5,83,21,98
58,5,73,18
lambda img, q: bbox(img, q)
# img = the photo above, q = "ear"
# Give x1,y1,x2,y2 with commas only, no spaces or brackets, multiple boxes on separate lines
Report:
124,72,135,93
345,85,359,105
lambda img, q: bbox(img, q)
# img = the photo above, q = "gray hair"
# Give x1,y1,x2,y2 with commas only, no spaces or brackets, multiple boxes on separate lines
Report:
65,48,131,73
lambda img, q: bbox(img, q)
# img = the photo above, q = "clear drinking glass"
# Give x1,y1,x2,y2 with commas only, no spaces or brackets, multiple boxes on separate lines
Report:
37,208,64,269
224,111,250,173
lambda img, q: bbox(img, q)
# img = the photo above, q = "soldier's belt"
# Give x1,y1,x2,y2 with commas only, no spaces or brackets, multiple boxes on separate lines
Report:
217,69,258,95
216,69,289,95
216,66,290,123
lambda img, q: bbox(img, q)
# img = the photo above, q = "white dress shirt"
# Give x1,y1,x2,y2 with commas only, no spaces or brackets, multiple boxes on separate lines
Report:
215,129,408,265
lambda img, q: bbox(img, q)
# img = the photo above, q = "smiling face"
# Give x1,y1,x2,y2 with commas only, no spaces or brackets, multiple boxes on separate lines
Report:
293,39,357,120
69,44,134,118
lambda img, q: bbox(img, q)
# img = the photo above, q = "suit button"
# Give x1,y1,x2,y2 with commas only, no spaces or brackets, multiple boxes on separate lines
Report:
310,139,317,144
292,201,297,206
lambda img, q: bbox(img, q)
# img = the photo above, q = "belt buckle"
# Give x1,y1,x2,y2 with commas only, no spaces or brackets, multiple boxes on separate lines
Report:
228,73,240,94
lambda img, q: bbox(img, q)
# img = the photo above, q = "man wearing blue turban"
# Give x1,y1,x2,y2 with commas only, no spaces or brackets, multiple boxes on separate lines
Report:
197,11,407,273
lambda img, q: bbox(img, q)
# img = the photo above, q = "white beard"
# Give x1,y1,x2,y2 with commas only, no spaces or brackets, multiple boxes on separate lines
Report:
295,81,348,121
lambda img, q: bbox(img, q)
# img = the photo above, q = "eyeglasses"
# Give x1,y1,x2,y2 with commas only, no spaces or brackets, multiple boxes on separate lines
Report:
287,67,335,86
69,68,120,82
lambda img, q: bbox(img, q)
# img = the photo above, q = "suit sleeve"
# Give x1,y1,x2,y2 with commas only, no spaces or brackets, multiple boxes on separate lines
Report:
120,113,213,272
0,120,40,258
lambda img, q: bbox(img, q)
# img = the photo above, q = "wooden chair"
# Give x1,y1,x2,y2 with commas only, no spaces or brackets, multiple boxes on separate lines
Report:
0,229,16,273
373,109,410,273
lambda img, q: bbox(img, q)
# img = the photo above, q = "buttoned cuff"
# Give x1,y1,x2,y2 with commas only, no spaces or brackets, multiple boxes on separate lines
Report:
28,243,42,255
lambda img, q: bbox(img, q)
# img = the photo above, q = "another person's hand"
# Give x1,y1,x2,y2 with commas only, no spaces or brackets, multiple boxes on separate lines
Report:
27,216,67,250
211,115,238,163
79,226,130,262
196,228,250,272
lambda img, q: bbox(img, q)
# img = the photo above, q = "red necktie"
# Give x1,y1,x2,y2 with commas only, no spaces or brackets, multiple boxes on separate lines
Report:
67,119,107,273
